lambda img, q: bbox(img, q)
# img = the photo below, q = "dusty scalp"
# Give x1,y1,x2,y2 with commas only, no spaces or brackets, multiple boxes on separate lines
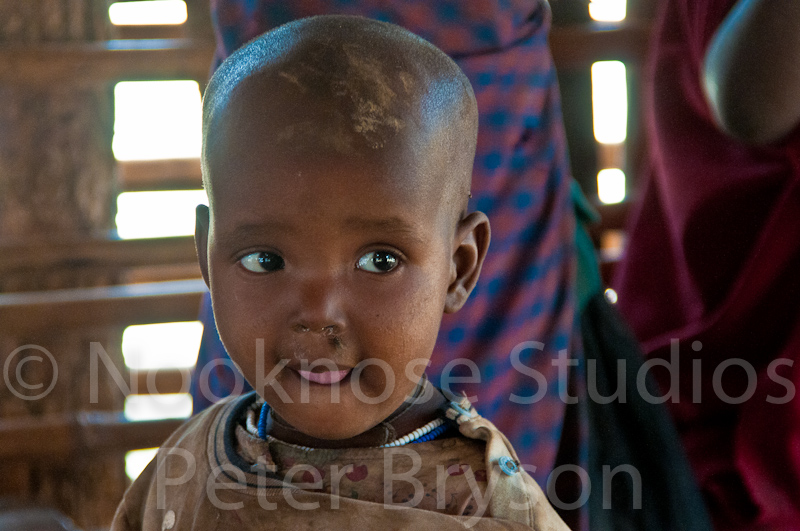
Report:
202,15,478,208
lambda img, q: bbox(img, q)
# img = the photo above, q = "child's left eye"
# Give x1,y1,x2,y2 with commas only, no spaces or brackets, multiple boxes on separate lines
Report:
240,251,285,273
357,251,399,273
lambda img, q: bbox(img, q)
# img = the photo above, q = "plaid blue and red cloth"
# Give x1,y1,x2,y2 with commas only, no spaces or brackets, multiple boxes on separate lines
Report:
195,0,580,489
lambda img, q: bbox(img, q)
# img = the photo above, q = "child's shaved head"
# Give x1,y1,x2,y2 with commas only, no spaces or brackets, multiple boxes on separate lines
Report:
196,15,490,442
202,15,478,220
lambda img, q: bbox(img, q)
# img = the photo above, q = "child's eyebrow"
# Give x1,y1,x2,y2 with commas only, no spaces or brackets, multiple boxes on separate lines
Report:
223,217,424,243
223,221,295,242
342,215,425,243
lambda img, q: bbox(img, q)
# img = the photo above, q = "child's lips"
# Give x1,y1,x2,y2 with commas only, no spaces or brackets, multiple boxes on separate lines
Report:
297,369,351,385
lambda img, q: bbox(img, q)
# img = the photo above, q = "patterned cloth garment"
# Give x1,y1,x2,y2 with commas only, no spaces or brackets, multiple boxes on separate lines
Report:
194,0,581,490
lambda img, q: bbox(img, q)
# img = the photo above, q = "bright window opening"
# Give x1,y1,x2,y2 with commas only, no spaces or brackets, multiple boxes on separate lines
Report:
109,1,188,25
591,61,628,144
125,448,158,481
113,80,201,161
588,0,627,22
597,168,626,204
124,393,193,421
116,190,207,239
122,321,203,369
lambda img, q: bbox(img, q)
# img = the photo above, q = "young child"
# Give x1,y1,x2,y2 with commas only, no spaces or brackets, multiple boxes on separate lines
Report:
112,15,568,530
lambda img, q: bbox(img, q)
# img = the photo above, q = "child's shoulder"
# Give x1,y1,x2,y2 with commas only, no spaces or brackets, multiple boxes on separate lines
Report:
111,393,257,531
440,396,569,528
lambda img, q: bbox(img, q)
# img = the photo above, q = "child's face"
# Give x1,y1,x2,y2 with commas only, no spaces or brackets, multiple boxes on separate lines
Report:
198,98,481,440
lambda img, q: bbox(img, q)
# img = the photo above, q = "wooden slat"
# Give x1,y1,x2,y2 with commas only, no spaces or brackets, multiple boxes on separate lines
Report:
113,25,188,41
117,159,203,191
80,415,185,455
0,236,197,274
121,263,203,285
0,23,652,86
131,369,193,396
0,414,184,460
0,279,207,333
593,201,631,234
0,39,215,86
550,21,653,69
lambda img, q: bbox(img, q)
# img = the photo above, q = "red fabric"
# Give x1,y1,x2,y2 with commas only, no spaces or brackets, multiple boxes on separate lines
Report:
613,0,800,529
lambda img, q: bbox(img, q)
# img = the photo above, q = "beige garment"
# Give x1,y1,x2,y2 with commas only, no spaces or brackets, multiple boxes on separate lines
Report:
112,393,569,530
237,399,489,516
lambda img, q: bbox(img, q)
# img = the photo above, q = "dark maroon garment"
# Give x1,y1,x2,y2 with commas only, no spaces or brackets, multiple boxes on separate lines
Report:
613,0,800,528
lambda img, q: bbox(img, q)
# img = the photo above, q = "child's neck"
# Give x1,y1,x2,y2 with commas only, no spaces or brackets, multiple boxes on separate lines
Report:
265,379,447,449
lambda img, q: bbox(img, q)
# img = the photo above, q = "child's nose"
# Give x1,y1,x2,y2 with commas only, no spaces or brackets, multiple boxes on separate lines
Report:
289,275,346,335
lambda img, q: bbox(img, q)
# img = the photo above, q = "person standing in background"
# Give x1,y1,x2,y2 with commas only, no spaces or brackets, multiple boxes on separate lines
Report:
613,0,800,528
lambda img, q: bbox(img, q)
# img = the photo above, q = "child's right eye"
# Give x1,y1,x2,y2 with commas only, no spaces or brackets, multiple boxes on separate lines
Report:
240,252,285,273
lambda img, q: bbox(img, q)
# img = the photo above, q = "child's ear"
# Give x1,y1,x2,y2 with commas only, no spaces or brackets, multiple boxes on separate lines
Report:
445,211,490,313
195,204,211,288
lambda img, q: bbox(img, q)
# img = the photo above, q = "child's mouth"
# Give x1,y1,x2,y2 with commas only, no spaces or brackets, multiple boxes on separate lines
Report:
297,369,351,385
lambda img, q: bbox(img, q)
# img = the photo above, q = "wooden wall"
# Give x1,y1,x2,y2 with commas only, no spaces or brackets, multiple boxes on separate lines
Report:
0,1,208,528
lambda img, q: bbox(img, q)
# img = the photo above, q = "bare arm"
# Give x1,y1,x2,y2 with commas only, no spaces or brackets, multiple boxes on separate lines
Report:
702,0,800,144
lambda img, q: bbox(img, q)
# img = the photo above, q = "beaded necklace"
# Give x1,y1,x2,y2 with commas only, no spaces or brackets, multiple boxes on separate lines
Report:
377,417,446,448
256,402,449,450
